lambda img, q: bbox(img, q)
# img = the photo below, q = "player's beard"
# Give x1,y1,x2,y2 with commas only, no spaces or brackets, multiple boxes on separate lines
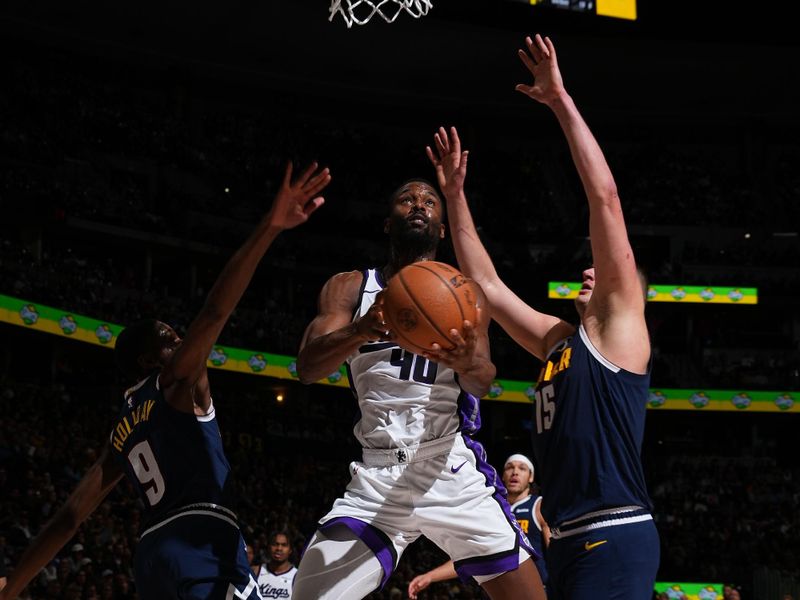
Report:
388,214,440,259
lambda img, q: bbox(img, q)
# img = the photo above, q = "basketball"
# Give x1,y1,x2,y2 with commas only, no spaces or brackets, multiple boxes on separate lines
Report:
382,261,482,354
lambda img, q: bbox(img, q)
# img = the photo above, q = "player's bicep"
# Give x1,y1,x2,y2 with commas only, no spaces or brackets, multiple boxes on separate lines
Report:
299,312,348,351
299,272,362,350
588,200,644,310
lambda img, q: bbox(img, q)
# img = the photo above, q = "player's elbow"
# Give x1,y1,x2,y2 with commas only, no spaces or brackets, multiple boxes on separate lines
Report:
295,355,317,385
470,381,493,399
297,372,316,385
594,182,621,210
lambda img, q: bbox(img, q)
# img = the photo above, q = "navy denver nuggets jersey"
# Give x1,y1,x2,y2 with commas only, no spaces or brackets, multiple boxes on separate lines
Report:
511,495,548,585
532,325,652,527
109,373,232,528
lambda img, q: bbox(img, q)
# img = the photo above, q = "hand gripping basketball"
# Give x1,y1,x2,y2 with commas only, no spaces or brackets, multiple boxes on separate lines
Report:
381,261,480,355
355,293,393,343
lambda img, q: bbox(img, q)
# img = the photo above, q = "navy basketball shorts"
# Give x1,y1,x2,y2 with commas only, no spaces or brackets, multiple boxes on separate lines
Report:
547,510,660,600
134,505,261,600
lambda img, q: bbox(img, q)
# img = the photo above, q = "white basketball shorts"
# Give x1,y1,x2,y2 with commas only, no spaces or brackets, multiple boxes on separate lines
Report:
316,432,538,586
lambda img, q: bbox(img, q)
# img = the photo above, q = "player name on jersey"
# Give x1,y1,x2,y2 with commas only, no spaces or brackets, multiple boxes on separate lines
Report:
111,398,155,451
537,344,572,384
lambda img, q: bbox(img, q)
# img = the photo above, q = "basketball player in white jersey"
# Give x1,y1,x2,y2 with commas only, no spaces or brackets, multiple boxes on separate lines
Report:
256,532,297,599
292,180,545,599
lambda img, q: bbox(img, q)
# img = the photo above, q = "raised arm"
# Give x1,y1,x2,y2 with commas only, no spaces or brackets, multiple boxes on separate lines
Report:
516,35,649,372
160,161,331,402
0,447,123,600
296,271,389,384
427,127,573,360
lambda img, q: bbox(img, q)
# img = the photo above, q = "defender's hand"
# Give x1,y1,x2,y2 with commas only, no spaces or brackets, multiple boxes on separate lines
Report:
266,161,331,231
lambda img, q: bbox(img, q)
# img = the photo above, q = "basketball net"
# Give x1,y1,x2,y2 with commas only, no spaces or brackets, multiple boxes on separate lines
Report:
329,0,433,27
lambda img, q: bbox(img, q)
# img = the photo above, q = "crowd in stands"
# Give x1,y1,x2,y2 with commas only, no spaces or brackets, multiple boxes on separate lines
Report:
2,361,799,599
652,454,800,583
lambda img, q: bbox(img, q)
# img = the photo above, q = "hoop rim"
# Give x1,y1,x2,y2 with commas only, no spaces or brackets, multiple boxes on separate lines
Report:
329,0,433,27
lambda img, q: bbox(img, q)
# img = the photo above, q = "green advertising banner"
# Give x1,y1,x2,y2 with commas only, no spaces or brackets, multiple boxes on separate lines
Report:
549,282,758,304
654,582,723,600
2,294,796,410
0,293,349,390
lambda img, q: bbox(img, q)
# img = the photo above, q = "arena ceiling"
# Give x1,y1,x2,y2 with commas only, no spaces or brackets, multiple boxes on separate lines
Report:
2,0,799,128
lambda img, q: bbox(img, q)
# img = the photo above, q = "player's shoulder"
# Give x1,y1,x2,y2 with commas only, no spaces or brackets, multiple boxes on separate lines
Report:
326,269,365,286
123,373,159,404
320,270,366,301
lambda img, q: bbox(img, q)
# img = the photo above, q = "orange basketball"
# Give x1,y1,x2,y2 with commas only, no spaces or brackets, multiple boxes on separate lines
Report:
382,261,482,354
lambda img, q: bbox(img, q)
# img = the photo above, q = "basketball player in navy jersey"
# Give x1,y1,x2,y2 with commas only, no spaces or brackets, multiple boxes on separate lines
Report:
426,34,659,600
292,180,545,599
0,161,331,600
407,453,550,598
502,454,549,586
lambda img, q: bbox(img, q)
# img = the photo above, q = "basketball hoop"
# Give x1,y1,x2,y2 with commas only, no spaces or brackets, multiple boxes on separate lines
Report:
329,0,433,27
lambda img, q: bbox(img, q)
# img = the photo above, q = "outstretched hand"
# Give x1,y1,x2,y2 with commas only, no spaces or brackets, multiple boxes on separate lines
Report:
266,161,331,231
515,34,565,106
426,126,468,199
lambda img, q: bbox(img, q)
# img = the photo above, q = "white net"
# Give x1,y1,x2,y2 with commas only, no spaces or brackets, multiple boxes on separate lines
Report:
329,0,433,27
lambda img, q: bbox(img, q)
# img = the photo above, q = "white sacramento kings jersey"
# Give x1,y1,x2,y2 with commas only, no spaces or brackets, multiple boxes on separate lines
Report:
346,268,478,449
256,565,297,599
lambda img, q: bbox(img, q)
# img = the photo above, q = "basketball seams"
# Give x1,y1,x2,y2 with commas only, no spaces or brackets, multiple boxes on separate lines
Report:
382,261,476,354
398,264,465,348
397,270,455,349
411,263,468,324
384,274,439,354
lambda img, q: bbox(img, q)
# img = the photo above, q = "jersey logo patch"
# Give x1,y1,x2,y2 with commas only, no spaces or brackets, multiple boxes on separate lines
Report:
450,460,468,473
396,450,407,463
584,540,608,551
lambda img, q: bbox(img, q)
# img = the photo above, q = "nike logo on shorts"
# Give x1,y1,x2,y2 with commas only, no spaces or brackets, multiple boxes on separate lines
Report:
584,540,608,551
450,460,468,473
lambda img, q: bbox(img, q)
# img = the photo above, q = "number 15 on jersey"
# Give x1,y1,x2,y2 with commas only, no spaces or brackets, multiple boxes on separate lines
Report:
534,383,555,434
